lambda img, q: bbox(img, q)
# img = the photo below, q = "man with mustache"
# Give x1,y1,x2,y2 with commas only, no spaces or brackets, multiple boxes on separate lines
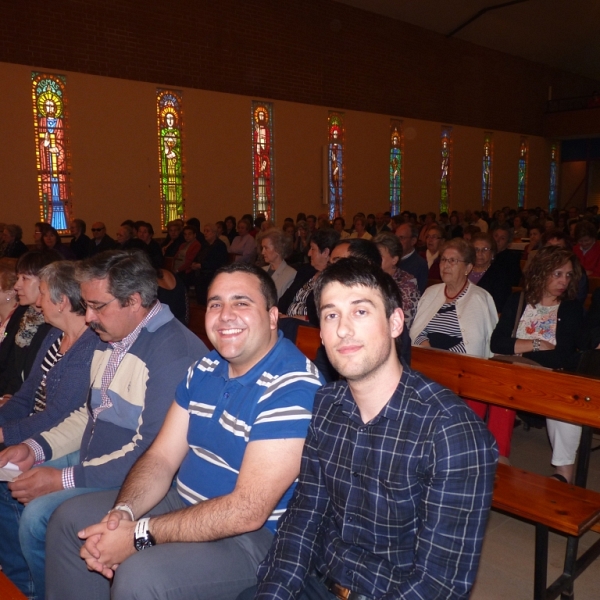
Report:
0,250,207,599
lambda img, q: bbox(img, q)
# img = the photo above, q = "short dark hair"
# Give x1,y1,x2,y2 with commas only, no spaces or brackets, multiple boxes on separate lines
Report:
211,262,277,310
574,220,597,241
16,250,62,277
76,250,158,308
314,257,402,319
72,219,86,234
310,229,340,253
333,238,382,267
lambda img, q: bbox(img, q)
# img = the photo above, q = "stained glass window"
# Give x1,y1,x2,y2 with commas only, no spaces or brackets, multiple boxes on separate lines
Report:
31,73,72,232
440,126,452,213
157,89,185,229
389,121,403,215
481,132,493,212
517,137,528,208
549,142,559,211
251,101,275,220
328,112,345,219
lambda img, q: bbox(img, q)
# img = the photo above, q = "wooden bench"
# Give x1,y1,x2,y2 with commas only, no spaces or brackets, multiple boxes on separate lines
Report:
411,346,600,600
0,571,27,600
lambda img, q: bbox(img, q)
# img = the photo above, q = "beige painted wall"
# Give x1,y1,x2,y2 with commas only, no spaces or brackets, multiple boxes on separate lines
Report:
0,61,553,243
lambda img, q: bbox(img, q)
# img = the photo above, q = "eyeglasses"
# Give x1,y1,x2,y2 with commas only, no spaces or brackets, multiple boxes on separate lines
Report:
440,257,466,266
91,228,105,232
80,297,117,313
474,247,491,253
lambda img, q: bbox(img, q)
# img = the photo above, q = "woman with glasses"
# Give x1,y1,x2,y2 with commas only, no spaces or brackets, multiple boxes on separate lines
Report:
491,246,584,480
410,238,497,357
469,232,513,312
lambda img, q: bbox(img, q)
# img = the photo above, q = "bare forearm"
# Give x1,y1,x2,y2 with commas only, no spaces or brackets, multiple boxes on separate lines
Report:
150,489,272,544
115,451,176,519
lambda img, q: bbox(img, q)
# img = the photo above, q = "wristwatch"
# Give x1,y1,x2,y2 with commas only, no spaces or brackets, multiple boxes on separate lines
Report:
532,339,541,352
134,517,156,551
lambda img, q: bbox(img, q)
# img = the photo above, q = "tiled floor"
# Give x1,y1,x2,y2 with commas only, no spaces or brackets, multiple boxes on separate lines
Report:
470,424,600,600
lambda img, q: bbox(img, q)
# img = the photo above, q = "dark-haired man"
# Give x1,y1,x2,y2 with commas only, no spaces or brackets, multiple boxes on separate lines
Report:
46,263,324,600
69,219,91,260
251,258,498,600
0,250,207,597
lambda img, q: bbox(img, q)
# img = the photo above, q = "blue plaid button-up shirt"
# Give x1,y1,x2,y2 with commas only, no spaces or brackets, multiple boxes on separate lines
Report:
256,364,498,600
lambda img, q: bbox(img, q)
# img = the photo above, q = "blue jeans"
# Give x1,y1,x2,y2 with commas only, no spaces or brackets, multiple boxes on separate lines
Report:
0,452,106,600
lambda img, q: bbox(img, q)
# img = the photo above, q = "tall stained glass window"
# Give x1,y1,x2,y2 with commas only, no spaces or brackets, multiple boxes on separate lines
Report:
31,73,72,232
481,132,493,212
251,101,275,220
440,126,452,213
549,142,559,211
157,90,184,229
328,112,345,219
517,137,528,208
389,121,403,215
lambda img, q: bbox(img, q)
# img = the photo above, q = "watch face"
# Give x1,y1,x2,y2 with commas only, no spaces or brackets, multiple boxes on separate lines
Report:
134,536,155,551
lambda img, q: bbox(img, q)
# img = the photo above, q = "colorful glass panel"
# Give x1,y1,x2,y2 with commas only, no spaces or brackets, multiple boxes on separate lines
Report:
389,121,403,215
481,132,493,212
549,142,559,211
31,72,72,232
328,112,345,219
157,89,184,229
518,137,528,208
251,101,275,220
440,126,452,213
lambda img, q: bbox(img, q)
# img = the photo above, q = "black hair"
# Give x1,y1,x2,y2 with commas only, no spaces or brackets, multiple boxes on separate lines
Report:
314,257,402,319
309,229,340,253
211,262,277,310
333,238,382,267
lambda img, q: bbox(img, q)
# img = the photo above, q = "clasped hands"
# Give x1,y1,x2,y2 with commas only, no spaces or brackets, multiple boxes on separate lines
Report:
0,444,61,505
79,509,138,579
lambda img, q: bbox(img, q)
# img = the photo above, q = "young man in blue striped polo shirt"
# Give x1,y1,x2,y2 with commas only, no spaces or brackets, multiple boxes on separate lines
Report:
46,263,324,600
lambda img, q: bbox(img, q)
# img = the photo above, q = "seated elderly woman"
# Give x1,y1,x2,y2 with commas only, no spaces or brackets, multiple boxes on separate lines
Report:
373,232,420,330
257,228,296,300
469,232,513,312
0,261,100,448
410,238,497,356
491,246,584,480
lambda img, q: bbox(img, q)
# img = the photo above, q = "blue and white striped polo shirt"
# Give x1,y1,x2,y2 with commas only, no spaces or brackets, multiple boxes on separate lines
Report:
175,331,324,533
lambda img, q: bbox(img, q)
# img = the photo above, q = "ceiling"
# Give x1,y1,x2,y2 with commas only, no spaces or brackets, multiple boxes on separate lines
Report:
334,0,600,83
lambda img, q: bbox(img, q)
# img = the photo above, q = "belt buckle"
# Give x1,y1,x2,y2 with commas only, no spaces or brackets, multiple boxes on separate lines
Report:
329,581,352,600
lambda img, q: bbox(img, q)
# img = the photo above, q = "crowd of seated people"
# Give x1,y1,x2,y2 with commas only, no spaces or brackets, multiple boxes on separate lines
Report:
1,204,600,598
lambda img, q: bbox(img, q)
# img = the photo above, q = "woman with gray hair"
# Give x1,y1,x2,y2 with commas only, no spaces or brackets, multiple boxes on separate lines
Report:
257,228,296,299
0,260,100,447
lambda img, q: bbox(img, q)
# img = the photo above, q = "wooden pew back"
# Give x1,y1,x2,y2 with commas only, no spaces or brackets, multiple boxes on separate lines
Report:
411,346,600,429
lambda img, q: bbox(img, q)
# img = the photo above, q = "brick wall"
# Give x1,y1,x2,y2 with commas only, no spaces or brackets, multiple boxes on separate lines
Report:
1,0,598,136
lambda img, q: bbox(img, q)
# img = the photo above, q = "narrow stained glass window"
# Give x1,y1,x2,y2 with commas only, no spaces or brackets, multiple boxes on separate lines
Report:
549,142,559,211
481,132,493,212
440,126,452,213
251,101,275,220
32,72,72,232
157,90,185,229
328,112,345,219
389,121,403,215
518,137,528,208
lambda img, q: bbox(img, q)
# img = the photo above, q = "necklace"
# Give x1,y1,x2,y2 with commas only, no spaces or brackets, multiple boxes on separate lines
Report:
445,280,468,301
60,322,87,354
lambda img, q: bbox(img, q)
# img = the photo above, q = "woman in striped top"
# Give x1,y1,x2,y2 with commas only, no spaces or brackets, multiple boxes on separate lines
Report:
0,261,99,448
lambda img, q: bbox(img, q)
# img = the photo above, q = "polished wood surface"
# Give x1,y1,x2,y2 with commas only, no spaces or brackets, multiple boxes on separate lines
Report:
0,572,27,600
295,325,321,362
494,463,600,536
411,346,600,428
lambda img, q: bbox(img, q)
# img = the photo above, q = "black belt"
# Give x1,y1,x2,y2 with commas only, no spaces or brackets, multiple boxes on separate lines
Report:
323,576,371,600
